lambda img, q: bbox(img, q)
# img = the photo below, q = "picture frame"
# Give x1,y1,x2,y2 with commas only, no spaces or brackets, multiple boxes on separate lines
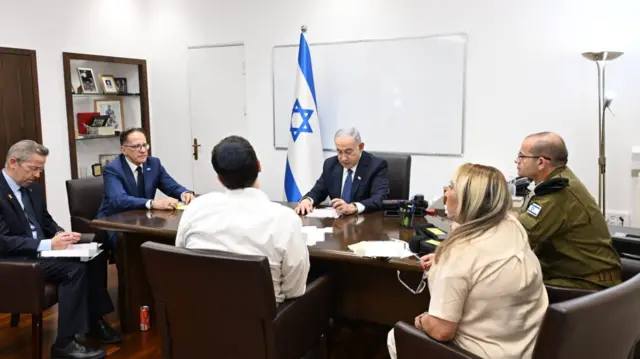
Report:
77,67,99,94
114,77,128,94
94,99,125,132
100,74,118,94
99,154,119,168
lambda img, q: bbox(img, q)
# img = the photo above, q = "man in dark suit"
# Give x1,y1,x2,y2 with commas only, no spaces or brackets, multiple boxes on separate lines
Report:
0,140,120,359
295,127,389,215
96,128,194,249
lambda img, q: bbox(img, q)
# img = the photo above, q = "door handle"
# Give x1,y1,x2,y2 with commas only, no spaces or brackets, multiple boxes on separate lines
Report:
192,137,202,160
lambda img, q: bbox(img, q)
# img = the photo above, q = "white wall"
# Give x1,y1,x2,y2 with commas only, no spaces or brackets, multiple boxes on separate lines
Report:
3,0,640,228
147,0,640,217
0,0,149,230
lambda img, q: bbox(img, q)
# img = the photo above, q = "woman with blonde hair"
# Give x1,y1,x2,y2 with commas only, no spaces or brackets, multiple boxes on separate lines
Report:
388,163,548,359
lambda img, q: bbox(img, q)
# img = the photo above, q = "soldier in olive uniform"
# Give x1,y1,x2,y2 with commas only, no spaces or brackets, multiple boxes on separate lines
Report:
515,132,621,289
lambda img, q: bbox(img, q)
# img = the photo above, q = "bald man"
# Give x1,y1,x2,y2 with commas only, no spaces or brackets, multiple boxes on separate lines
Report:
515,131,621,290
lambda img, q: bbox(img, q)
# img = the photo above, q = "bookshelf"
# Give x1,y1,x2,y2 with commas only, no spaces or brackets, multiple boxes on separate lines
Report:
62,53,151,179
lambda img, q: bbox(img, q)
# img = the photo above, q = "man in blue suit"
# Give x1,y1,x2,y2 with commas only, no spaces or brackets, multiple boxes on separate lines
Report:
96,128,194,249
295,127,389,216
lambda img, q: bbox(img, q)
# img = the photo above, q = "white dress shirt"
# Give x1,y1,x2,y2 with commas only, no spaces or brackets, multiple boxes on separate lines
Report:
341,164,364,214
175,187,310,304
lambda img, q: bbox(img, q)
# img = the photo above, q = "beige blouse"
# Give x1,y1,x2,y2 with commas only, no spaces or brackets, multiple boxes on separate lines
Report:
427,215,548,359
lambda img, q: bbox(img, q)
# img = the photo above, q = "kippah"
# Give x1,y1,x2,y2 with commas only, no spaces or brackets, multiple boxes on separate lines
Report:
215,143,248,170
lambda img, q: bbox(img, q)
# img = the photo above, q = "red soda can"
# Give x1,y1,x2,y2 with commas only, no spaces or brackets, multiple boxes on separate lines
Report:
140,305,150,331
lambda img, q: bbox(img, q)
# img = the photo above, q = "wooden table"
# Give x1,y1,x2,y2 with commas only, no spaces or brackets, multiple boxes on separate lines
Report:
92,204,437,333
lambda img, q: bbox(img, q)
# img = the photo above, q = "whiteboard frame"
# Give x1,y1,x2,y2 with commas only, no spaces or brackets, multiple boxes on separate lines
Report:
271,32,468,157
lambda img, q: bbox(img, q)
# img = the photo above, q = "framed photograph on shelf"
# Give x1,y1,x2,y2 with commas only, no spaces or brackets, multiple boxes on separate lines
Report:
100,74,118,94
99,154,119,168
114,77,128,94
94,99,124,132
77,67,99,94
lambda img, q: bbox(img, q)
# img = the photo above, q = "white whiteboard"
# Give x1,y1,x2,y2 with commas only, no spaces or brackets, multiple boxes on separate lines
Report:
272,34,467,156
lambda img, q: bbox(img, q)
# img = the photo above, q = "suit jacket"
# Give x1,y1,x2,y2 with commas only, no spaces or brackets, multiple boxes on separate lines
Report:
96,154,190,218
304,151,389,212
0,174,64,258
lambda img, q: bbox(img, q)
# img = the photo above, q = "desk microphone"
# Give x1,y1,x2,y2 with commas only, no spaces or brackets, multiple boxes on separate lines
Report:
383,195,428,217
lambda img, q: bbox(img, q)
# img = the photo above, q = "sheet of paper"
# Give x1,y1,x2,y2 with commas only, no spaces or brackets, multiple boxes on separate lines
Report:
302,226,332,246
348,240,414,258
305,208,340,219
40,243,102,261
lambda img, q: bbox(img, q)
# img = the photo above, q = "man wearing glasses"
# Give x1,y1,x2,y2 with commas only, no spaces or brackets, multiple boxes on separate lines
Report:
515,131,621,289
0,140,120,359
97,128,194,250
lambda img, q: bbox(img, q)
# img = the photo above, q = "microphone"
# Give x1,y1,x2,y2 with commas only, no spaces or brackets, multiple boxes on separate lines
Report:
383,194,429,217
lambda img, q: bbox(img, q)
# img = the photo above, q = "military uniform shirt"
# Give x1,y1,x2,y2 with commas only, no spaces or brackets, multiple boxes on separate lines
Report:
517,166,621,289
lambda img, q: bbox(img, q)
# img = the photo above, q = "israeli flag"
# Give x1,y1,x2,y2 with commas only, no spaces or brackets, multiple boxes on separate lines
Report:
284,30,324,202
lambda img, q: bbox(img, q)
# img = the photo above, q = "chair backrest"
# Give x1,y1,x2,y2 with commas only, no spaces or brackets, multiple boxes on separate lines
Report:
545,285,596,304
65,177,104,232
370,152,411,200
622,257,640,281
533,273,640,359
140,241,278,359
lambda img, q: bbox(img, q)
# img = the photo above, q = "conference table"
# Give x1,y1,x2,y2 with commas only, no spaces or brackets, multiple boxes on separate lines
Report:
92,203,442,334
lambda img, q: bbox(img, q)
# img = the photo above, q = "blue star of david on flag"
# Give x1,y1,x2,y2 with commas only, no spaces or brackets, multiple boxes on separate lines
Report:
290,99,314,142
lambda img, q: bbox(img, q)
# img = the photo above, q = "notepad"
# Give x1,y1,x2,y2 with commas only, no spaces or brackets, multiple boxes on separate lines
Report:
305,208,340,218
40,243,103,262
348,239,414,258
176,203,188,210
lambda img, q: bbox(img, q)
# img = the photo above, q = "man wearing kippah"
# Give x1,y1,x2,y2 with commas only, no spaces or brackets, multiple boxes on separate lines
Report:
175,136,310,303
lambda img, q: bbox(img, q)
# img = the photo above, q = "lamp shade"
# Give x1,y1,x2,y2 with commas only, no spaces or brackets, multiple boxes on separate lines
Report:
582,51,624,62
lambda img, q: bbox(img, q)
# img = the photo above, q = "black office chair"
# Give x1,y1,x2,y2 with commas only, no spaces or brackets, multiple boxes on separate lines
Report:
370,152,411,200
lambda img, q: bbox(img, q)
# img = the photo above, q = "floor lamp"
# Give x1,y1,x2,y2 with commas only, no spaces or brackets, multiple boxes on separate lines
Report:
582,51,623,216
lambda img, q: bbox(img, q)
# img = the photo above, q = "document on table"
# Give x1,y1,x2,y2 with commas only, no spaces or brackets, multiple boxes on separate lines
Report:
348,239,414,258
305,208,340,218
40,242,103,262
302,226,333,246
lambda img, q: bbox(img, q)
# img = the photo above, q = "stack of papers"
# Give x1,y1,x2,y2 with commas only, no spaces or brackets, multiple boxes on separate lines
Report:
305,208,340,218
40,243,103,262
348,239,414,258
302,226,333,246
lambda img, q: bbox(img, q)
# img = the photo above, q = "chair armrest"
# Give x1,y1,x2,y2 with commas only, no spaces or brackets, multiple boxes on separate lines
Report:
273,275,332,359
0,261,45,313
545,285,596,304
394,322,482,359
71,217,96,234
78,233,96,244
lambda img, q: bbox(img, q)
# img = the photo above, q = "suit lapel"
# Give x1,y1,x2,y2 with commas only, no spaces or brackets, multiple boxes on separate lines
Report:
0,173,30,229
119,154,139,196
142,161,151,198
331,163,343,199
351,152,370,200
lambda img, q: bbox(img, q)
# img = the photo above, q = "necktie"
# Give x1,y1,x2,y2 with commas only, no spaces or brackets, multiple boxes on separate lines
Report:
136,166,145,198
19,187,44,239
342,169,353,203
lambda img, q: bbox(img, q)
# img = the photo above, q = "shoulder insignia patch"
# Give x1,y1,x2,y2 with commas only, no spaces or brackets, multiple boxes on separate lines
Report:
527,203,542,217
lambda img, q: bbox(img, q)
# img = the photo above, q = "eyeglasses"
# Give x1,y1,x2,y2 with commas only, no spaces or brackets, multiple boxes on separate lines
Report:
124,143,150,151
20,163,44,173
397,254,428,295
517,153,551,161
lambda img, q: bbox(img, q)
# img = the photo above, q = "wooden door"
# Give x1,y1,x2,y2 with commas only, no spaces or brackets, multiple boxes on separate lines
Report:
0,47,45,191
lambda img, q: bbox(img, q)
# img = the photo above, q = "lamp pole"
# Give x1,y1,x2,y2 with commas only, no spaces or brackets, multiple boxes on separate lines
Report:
582,51,623,217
